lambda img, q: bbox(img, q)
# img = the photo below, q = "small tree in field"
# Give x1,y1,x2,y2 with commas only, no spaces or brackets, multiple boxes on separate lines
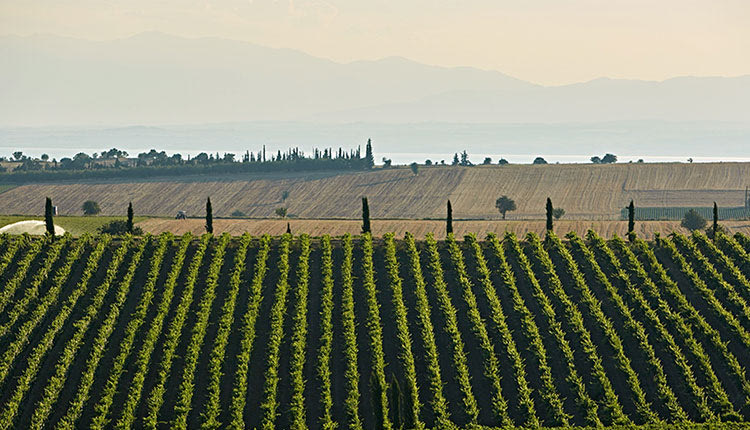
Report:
275,207,288,218
45,197,55,239
552,208,565,219
495,196,516,219
446,200,453,235
362,197,371,234
127,202,134,234
82,200,101,215
410,162,419,176
205,197,213,234
681,209,706,231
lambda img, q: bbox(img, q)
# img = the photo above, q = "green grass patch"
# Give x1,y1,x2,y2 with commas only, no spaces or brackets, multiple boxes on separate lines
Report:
0,215,150,236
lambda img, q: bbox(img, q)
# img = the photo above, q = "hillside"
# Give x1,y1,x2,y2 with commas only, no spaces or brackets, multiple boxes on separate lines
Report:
0,231,749,429
1,162,749,220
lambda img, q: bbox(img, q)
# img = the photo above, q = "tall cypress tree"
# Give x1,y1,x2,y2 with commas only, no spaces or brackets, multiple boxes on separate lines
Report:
365,138,375,169
205,197,213,234
127,202,134,234
446,200,453,235
362,197,371,234
45,197,55,239
713,202,719,239
628,200,635,241
286,222,291,235
546,198,554,231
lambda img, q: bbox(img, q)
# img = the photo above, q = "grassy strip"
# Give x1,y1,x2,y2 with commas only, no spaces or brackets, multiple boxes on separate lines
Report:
547,233,657,424
424,233,479,425
227,235,272,429
445,234,512,427
468,234,539,427
340,234,363,430
0,235,47,314
139,234,212,429
611,236,738,420
362,233,393,430
588,232,714,421
568,232,687,422
259,233,292,430
488,233,569,427
288,235,312,430
404,232,452,428
384,233,424,429
657,236,750,351
200,233,252,429
316,235,337,430
0,234,76,339
525,233,628,425
56,235,169,429
506,233,601,426
89,233,190,429
172,233,231,429
27,237,148,430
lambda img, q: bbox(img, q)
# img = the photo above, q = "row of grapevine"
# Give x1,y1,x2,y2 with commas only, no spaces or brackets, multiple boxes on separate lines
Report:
487,233,569,427
444,234,511,427
523,233,627,425
672,234,750,326
172,233,231,429
383,233,423,429
288,234,312,430
339,234,363,430
586,231,713,421
28,237,149,430
567,232,687,422
55,234,170,429
0,234,29,279
139,234,212,429
0,234,49,314
403,232,451,428
315,235,336,430
656,236,750,351
200,233,252,429
692,232,750,306
0,234,70,337
715,233,750,279
546,233,657,423
609,235,739,420
466,235,539,427
227,235,271,429
735,233,750,254
505,233,601,426
634,237,750,408
90,233,191,429
361,233,392,430
423,233,479,424
259,233,292,430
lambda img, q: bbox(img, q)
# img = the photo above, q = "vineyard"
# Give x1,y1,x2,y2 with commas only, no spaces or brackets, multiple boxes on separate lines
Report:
1,230,750,429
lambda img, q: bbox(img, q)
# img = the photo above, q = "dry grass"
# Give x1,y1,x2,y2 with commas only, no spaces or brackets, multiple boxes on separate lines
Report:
136,218,750,240
2,162,749,219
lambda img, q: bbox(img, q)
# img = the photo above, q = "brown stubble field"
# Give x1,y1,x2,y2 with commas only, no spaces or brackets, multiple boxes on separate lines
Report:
1,162,749,219
136,218,750,239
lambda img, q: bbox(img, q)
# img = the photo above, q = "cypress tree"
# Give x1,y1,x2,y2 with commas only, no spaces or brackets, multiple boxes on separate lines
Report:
286,222,291,235
365,138,375,169
362,197,371,234
628,200,635,241
546,197,554,231
44,197,55,239
389,376,404,430
205,197,213,234
446,200,453,235
127,202,134,234
713,202,719,239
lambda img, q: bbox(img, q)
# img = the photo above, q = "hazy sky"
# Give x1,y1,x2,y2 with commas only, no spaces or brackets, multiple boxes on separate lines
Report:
2,0,748,85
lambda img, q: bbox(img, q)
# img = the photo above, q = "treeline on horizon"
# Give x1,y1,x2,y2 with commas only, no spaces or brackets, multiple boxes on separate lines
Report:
0,141,377,184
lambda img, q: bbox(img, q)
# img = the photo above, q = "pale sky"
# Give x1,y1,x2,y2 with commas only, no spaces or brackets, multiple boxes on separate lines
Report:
1,0,748,85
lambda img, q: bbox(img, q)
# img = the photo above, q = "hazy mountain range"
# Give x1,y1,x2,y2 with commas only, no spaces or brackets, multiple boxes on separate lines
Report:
2,32,748,126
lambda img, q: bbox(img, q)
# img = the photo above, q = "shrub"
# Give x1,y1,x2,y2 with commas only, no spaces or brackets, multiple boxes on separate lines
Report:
98,220,143,235
681,209,707,231
552,208,565,219
231,210,246,217
533,157,548,165
82,200,101,215
275,207,288,218
410,162,419,176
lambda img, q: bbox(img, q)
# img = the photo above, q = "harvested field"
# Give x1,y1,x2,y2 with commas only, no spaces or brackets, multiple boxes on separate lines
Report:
1,163,749,219
136,218,750,239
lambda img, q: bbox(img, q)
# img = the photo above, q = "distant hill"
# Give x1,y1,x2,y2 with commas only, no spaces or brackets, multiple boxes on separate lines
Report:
1,32,748,126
